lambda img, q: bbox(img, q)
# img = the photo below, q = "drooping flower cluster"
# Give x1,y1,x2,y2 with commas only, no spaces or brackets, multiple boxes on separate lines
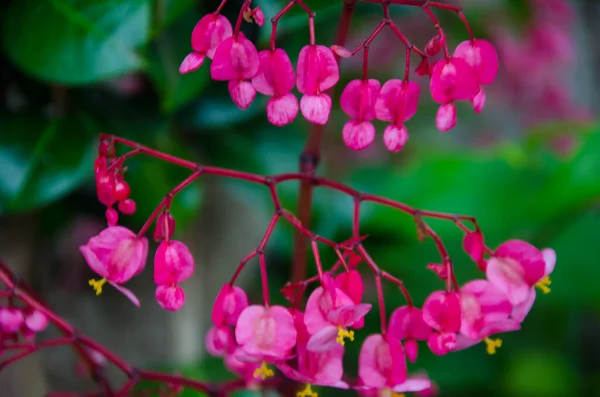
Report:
0,307,48,344
179,0,498,152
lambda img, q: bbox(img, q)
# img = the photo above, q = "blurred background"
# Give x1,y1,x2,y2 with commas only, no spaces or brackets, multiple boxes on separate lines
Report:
1,0,599,396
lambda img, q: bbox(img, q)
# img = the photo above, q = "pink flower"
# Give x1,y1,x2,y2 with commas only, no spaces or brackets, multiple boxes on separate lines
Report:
24,310,48,333
387,306,432,363
303,276,372,352
225,347,262,382
278,312,348,389
430,57,480,104
155,285,186,311
463,231,485,270
435,103,457,132
485,240,555,306
422,291,462,355
0,308,24,334
212,284,249,327
358,334,432,394
375,80,420,152
153,240,195,286
296,45,339,125
180,14,232,74
205,325,236,357
153,212,175,242
334,270,364,307
340,79,381,150
235,305,297,369
80,226,148,307
211,33,260,109
252,49,299,126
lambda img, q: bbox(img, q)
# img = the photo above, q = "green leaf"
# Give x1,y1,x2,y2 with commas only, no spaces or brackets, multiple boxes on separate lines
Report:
147,11,210,113
2,0,150,84
0,113,99,213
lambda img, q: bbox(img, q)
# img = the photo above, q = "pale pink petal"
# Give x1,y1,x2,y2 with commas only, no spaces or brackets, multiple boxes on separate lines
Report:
495,240,546,285
404,339,419,363
304,287,330,334
252,50,275,96
25,311,48,332
267,94,298,126
436,103,457,132
306,325,339,352
271,48,296,94
277,363,313,383
327,303,372,328
110,281,141,307
430,58,479,103
179,52,205,74
358,334,388,388
312,344,345,384
268,306,297,357
334,270,364,304
422,291,462,332
383,124,409,152
342,120,376,150
542,248,556,276
235,305,266,348
331,45,352,58
315,45,339,91
392,377,432,393
300,93,332,125
228,80,256,110
511,288,536,322
454,39,499,85
452,333,480,351
211,35,259,81
155,284,185,311
486,257,530,305
472,88,486,113
79,244,109,278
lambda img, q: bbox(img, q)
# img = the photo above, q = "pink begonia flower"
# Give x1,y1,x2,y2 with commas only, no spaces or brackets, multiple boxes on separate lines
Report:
453,39,499,113
235,305,297,380
153,240,195,311
252,49,299,126
387,306,432,363
358,334,432,394
205,325,236,357
304,275,372,352
80,226,148,307
334,270,365,328
340,79,381,150
435,103,457,133
0,308,24,334
24,310,48,333
211,33,260,109
278,311,348,393
212,284,249,327
422,291,462,356
463,231,486,271
375,80,420,152
251,7,265,26
180,14,232,74
296,45,340,125
486,240,555,306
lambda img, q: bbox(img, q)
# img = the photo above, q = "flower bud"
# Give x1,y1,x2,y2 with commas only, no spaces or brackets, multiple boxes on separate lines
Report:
154,240,195,285
154,212,176,242
156,285,186,311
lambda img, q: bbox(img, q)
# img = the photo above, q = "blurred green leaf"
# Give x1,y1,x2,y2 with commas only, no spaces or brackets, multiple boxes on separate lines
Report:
2,0,150,84
153,0,196,34
0,113,98,213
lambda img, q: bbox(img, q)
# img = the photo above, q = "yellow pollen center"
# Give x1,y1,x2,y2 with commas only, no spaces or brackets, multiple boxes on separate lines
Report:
88,278,107,296
484,337,503,355
297,384,318,397
336,326,355,345
253,361,274,380
535,276,551,294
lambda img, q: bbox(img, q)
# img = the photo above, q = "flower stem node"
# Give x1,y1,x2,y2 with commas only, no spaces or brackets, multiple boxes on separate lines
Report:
88,278,107,296
336,326,355,345
253,361,274,381
297,384,318,397
484,337,502,355
535,276,551,294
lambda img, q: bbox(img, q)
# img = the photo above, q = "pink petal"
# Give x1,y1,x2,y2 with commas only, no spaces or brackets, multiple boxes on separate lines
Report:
277,363,313,384
300,93,332,125
340,79,381,121
388,306,432,341
383,124,409,152
228,80,256,110
205,325,235,357
267,94,299,126
495,240,546,286
179,52,205,74
271,49,296,94
235,305,266,349
453,39,499,85
542,248,556,276
404,339,419,363
268,306,298,358
191,14,232,56
327,303,372,328
375,80,420,124
436,103,457,132
392,377,432,393
211,35,259,81
310,344,345,384
331,45,352,58
358,334,388,388
304,287,330,334
511,288,536,322
25,311,48,332
427,332,456,356
252,50,276,96
153,240,195,285
296,45,339,94
422,291,462,332
110,281,141,307
430,58,479,103
155,284,185,311
334,270,364,304
472,88,486,113
306,325,339,352
0,308,24,333
342,120,376,151
486,257,530,305
463,231,485,264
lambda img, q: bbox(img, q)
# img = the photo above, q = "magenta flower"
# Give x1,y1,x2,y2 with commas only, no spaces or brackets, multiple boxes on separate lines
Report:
153,212,175,242
296,45,340,125
180,14,232,74
334,270,366,328
153,240,195,311
155,285,186,311
212,284,249,327
422,291,462,355
463,231,486,270
235,305,297,380
375,80,420,152
485,240,555,306
211,33,260,110
358,334,432,394
205,325,236,357
0,308,24,334
252,49,299,126
435,103,457,133
303,276,371,352
80,226,148,307
388,306,432,363
24,310,48,333
340,79,381,150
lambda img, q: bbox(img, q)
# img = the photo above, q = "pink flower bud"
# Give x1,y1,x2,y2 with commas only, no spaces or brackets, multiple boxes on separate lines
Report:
383,125,409,152
179,52,205,74
154,240,195,285
118,198,136,215
0,308,24,333
472,88,486,113
212,284,249,326
156,285,186,311
106,207,119,226
179,13,232,74
252,7,264,26
205,325,235,356
331,45,352,58
463,231,485,268
25,310,48,332
154,212,176,242
96,173,116,207
435,103,457,132
414,58,431,76
113,181,130,201
425,35,444,56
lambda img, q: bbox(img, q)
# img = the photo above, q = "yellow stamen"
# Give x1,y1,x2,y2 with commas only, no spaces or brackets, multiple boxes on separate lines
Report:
535,276,551,294
336,326,355,346
391,393,406,397
253,361,274,381
484,337,502,355
297,384,318,397
88,278,107,296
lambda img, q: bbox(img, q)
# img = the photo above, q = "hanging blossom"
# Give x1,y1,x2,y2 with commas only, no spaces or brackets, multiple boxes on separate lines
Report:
80,226,148,307
340,79,381,151
375,80,420,152
422,291,462,355
180,14,233,74
153,239,195,311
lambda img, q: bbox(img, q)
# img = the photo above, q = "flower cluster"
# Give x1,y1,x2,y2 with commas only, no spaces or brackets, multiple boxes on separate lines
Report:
0,307,48,345
180,0,498,152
